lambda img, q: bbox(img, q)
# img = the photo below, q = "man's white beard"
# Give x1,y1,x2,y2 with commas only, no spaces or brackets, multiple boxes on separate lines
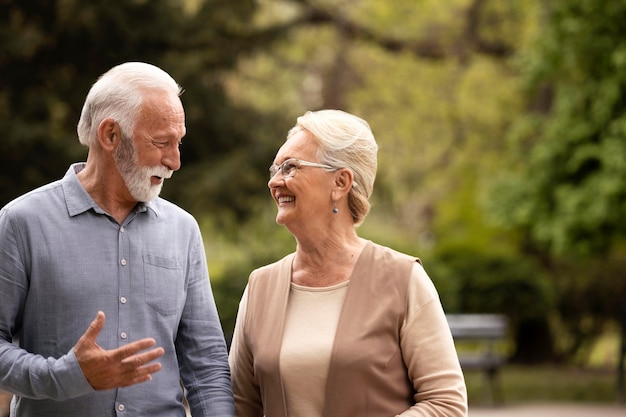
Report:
122,165,168,202
114,135,172,202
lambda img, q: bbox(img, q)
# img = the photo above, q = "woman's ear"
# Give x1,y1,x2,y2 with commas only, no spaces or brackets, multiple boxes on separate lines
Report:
334,168,354,195
96,118,120,151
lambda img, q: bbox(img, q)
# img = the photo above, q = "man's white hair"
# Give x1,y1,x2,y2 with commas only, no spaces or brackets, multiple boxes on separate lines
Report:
77,62,183,146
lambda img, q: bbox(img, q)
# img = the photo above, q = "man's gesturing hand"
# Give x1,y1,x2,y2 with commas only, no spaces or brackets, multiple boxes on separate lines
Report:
74,311,165,390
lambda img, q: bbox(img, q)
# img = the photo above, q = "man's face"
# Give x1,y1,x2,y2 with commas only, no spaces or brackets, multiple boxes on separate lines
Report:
114,91,185,202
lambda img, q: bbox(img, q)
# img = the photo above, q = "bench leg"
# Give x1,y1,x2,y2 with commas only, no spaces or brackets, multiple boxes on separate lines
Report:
484,368,504,406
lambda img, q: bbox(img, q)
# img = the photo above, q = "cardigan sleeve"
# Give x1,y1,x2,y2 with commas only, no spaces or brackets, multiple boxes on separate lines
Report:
398,263,468,417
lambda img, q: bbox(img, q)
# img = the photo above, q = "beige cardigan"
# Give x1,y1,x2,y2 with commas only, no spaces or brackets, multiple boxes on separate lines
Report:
229,241,467,417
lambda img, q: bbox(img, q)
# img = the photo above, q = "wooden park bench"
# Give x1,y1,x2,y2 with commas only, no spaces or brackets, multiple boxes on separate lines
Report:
446,313,509,405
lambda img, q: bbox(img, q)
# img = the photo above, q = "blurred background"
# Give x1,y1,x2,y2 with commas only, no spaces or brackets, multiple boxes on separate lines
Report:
1,0,625,411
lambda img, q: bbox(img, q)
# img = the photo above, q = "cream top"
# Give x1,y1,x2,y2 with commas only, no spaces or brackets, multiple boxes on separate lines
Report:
280,280,349,417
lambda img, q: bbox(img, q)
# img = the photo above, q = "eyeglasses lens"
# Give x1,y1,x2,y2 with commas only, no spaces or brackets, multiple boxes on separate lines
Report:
270,159,300,179
282,160,298,177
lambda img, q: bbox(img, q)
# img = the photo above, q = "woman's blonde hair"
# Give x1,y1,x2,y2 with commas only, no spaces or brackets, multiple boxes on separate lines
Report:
288,109,378,226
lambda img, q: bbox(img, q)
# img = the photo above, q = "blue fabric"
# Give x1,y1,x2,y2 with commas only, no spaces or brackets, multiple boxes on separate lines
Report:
0,163,234,416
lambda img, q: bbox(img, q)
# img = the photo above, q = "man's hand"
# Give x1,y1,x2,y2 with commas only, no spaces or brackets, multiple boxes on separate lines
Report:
74,311,165,390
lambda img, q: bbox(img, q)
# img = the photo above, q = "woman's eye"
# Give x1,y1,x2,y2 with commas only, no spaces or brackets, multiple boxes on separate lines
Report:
283,162,297,173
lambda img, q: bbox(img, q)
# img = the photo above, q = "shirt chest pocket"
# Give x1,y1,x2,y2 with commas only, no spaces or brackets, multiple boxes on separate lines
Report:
143,253,184,316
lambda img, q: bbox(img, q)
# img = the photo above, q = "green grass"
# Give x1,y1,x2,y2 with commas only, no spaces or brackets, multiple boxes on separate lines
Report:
465,365,622,406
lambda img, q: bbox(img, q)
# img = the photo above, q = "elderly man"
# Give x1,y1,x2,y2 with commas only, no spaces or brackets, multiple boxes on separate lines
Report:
0,62,234,416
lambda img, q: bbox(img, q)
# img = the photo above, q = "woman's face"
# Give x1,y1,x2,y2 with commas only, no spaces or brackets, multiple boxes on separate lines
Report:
268,130,336,232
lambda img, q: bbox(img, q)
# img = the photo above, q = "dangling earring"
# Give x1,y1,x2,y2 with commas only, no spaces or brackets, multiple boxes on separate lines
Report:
332,205,339,214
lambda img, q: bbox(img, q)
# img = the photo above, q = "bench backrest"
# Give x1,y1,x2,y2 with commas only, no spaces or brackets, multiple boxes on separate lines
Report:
446,314,508,340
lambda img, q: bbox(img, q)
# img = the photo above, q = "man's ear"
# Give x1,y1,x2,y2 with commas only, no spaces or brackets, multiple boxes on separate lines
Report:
96,118,120,151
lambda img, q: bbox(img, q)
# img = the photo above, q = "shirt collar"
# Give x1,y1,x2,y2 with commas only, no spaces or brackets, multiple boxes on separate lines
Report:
62,163,160,218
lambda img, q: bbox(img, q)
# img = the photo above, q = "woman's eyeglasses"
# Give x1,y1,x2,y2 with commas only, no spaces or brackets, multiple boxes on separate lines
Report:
269,158,336,179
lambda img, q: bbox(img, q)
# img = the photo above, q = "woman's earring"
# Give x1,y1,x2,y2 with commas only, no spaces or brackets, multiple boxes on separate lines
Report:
332,206,339,214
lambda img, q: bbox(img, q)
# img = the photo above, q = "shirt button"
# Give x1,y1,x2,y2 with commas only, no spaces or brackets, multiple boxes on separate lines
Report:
120,259,127,266
118,403,125,411
120,297,127,304
120,332,127,339
120,226,125,233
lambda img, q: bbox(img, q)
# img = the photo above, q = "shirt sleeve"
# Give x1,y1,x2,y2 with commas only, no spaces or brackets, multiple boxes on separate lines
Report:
175,226,235,417
0,209,94,400
398,262,468,417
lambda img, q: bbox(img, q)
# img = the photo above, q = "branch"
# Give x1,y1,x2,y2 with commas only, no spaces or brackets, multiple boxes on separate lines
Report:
296,1,514,61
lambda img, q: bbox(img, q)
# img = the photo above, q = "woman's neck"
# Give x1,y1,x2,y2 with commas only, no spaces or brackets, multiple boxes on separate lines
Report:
292,237,367,287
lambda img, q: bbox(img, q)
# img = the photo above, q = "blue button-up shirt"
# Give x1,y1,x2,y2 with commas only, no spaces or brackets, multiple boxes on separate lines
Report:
0,164,235,416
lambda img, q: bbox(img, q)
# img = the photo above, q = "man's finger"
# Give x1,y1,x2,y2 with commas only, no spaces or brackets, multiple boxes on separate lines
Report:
135,347,165,366
79,311,106,345
117,364,162,388
118,349,164,385
120,346,165,367
113,338,159,361
126,361,163,378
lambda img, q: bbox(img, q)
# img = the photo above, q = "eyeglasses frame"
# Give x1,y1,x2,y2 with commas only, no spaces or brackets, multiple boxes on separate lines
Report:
269,158,336,179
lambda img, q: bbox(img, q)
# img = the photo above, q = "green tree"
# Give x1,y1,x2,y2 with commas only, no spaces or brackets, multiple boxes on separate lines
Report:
491,0,626,254
489,0,626,361
0,0,283,223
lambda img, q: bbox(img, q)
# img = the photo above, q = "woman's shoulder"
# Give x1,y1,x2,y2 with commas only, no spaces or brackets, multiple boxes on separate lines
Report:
366,240,420,265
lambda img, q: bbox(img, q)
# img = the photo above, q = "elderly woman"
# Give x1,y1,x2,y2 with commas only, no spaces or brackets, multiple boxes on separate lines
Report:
229,110,468,417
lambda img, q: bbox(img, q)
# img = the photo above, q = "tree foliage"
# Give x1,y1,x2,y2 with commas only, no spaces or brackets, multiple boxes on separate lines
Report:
0,0,282,222
485,0,626,363
490,0,626,255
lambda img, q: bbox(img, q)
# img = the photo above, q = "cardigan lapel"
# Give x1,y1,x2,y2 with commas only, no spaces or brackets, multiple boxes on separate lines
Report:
252,253,294,417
